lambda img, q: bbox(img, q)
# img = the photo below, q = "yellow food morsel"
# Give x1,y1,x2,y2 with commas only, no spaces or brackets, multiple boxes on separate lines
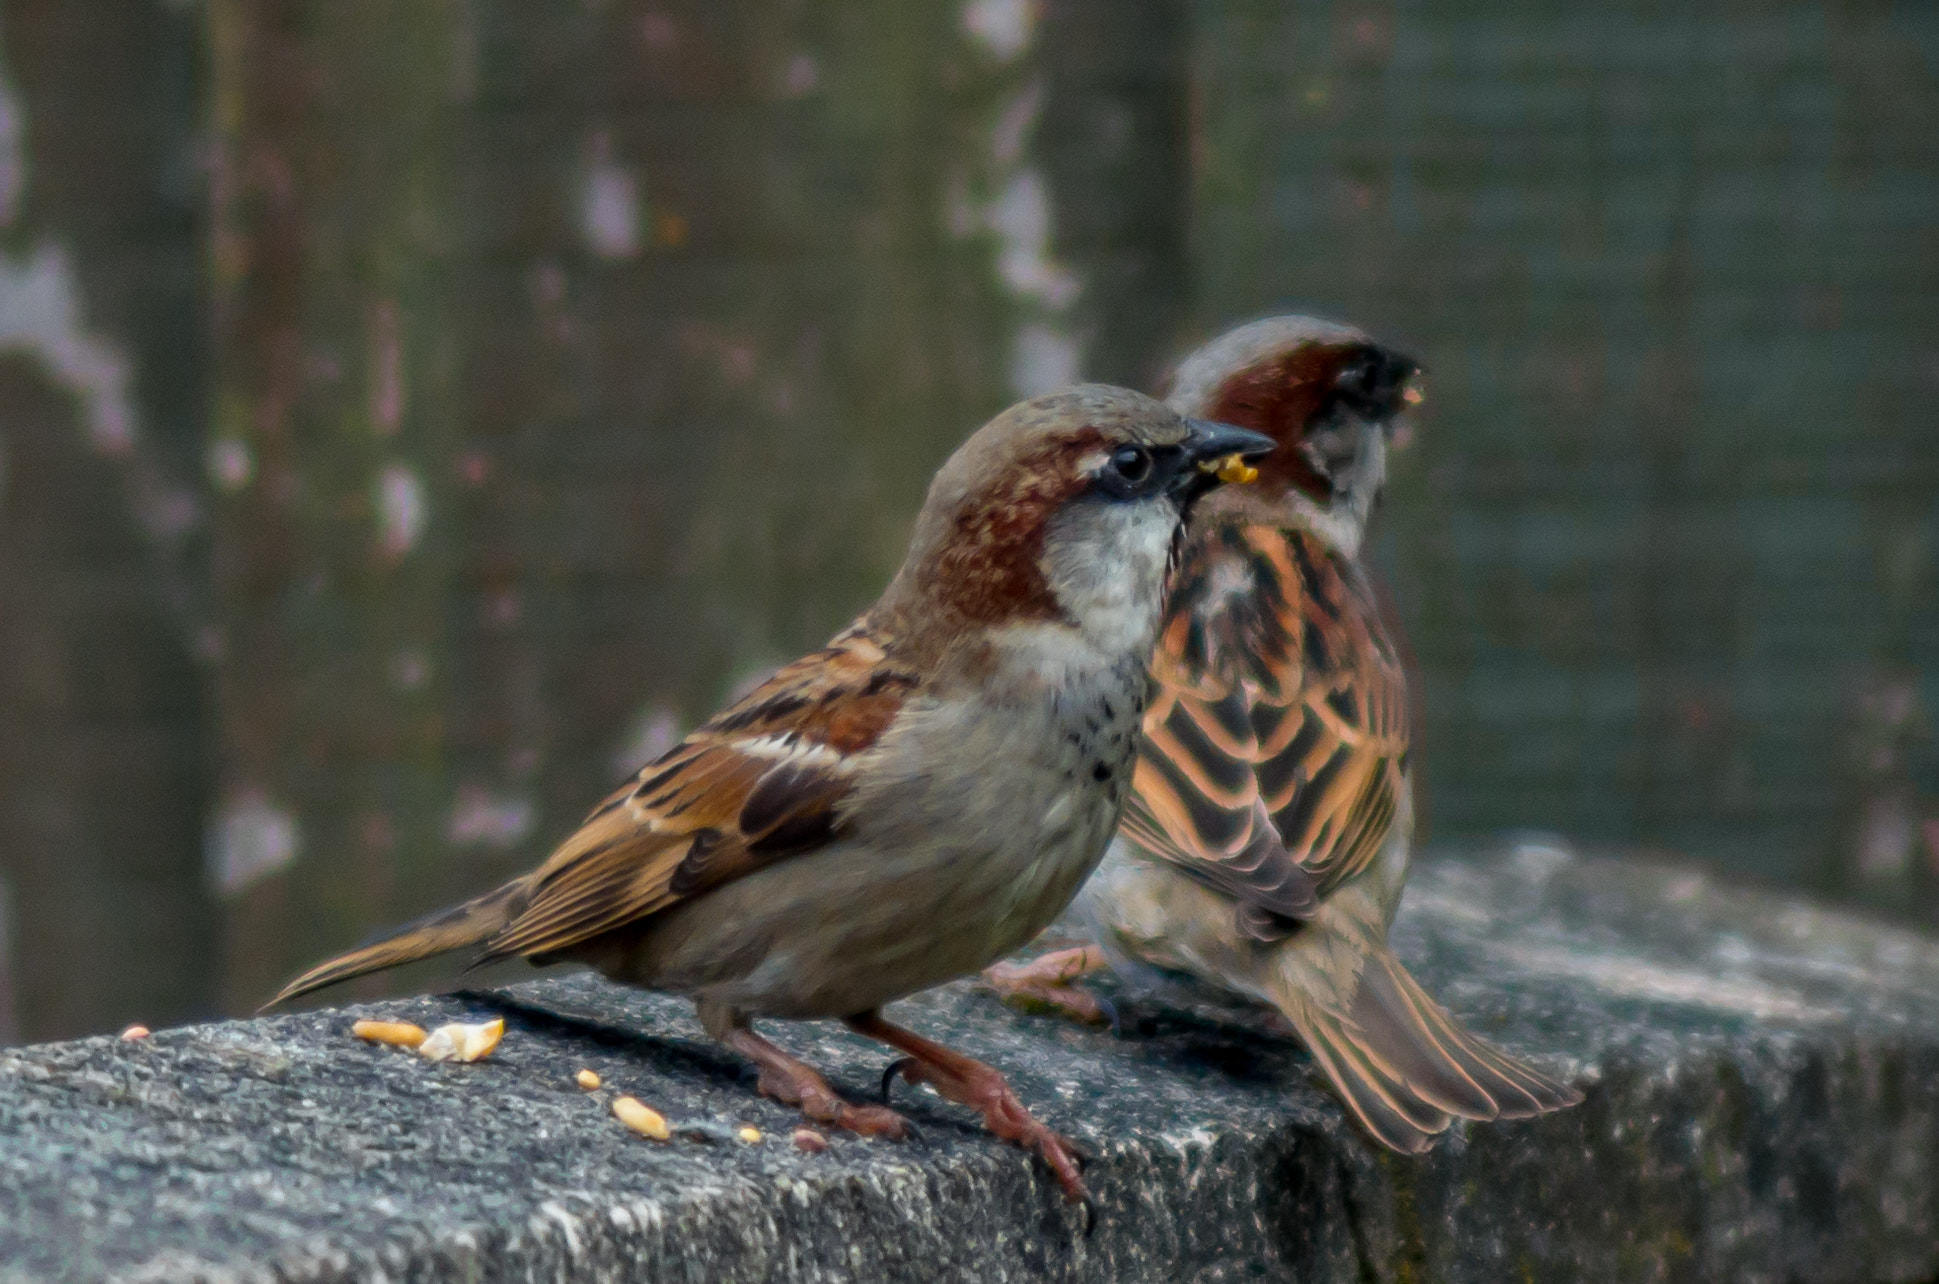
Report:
612,1096,670,1141
416,1017,505,1063
1214,454,1259,485
350,1019,428,1049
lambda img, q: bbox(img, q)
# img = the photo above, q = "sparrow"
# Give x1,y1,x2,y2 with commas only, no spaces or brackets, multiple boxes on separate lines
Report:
271,384,1274,1202
982,317,1583,1153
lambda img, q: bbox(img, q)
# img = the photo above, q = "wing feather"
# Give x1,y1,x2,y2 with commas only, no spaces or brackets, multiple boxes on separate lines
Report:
1122,523,1409,936
476,625,917,964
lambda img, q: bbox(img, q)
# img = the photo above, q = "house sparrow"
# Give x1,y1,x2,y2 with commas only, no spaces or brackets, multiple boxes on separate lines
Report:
272,385,1273,1202
983,317,1583,1153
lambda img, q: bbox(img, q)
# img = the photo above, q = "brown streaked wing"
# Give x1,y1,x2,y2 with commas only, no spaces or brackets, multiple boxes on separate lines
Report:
476,625,917,963
1124,523,1409,932
1122,686,1320,924
1264,527,1409,897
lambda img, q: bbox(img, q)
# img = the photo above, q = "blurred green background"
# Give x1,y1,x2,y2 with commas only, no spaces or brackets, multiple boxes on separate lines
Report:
0,0,1933,1043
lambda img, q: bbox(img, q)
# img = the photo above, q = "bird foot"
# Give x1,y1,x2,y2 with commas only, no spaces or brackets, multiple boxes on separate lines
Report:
886,1053,1089,1202
980,946,1111,1026
853,1012,1089,1204
725,1026,909,1139
758,1065,910,1138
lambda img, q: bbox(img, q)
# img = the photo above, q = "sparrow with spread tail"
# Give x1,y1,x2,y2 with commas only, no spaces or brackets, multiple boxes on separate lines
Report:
272,385,1273,1202
983,318,1583,1153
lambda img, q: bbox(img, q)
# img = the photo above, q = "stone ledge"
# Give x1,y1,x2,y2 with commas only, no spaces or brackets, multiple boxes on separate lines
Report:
4,846,1938,1282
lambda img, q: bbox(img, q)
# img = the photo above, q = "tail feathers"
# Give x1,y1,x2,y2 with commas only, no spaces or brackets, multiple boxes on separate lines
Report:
265,881,529,1009
1274,946,1583,1154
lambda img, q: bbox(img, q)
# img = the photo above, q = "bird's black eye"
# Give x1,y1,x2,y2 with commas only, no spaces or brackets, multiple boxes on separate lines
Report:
1110,446,1152,484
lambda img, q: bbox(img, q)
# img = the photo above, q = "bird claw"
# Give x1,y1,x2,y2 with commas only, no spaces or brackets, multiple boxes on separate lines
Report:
879,1055,918,1103
1030,1128,1092,1207
832,1100,912,1139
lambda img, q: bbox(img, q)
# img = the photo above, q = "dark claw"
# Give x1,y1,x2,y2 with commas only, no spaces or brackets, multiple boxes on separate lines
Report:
1097,996,1123,1038
1078,1191,1099,1238
1066,1136,1097,1169
879,1056,916,1103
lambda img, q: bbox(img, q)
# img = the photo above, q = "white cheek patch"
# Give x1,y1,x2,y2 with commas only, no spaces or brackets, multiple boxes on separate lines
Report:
1042,498,1178,656
1076,449,1112,476
1275,421,1386,559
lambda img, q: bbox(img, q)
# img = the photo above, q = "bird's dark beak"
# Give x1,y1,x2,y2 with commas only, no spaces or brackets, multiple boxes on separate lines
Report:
1335,347,1422,429
1172,419,1277,501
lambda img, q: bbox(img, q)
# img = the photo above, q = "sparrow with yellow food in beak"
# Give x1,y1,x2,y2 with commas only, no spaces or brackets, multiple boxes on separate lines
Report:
272,385,1273,1202
983,318,1583,1153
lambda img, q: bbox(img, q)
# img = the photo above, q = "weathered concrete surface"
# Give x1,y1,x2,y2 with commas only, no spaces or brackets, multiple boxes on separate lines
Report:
3,843,1938,1283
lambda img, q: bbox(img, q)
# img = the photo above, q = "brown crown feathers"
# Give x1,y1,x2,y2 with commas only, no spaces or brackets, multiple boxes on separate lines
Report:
1164,315,1419,508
